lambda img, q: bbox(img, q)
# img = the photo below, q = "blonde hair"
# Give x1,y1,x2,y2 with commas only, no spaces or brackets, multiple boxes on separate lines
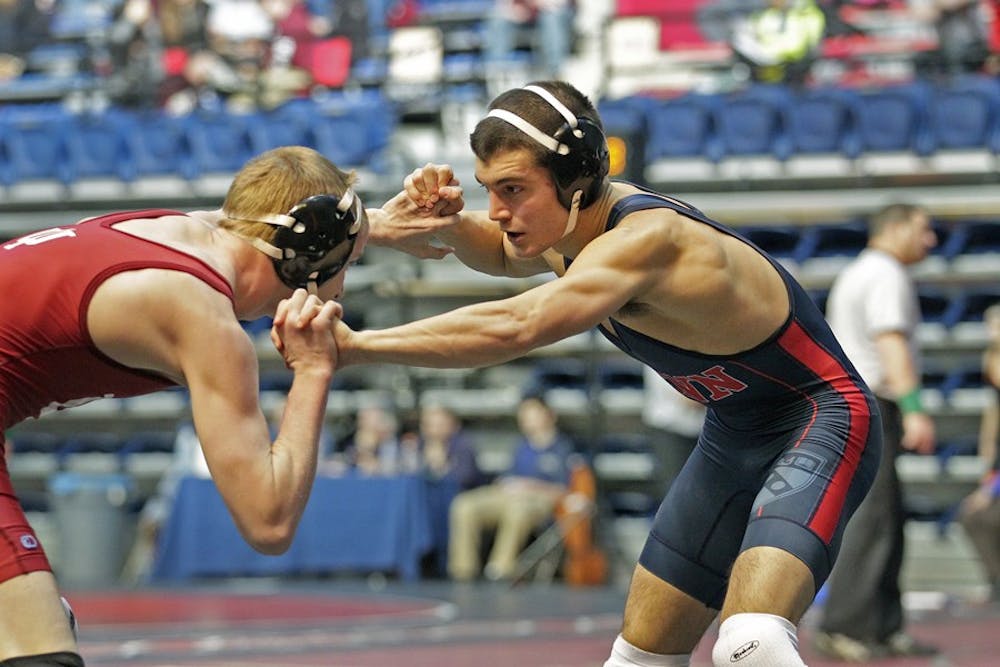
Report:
221,146,356,242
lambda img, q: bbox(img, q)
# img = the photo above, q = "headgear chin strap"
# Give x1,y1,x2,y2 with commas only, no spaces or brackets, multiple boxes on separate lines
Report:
485,84,609,239
237,190,363,295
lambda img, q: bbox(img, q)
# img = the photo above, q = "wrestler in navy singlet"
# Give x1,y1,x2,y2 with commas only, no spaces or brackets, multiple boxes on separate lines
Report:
565,188,882,609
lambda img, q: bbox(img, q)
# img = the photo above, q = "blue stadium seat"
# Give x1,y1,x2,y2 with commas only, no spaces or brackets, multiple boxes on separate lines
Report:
855,81,934,155
56,432,127,470
739,225,803,264
312,96,396,171
120,431,176,457
926,75,1000,152
943,287,1000,328
598,359,644,390
939,220,1000,260
247,109,316,154
644,92,722,162
259,370,294,392
0,105,72,186
793,220,868,264
785,86,862,158
183,112,256,177
524,358,589,396
9,432,63,455
63,109,137,183
918,288,954,326
125,111,197,181
713,85,793,160
794,220,868,279
242,316,274,339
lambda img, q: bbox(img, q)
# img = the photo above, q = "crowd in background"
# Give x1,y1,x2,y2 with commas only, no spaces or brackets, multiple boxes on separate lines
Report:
1,0,998,114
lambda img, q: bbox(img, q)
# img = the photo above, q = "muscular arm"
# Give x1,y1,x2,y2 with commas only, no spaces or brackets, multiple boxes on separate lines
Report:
370,163,548,277
337,228,658,368
89,272,337,553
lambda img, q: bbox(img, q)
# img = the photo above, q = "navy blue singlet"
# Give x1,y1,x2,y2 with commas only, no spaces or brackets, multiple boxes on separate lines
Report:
566,187,882,608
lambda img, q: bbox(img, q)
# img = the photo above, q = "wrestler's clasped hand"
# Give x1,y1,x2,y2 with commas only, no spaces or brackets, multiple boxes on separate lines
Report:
270,288,342,371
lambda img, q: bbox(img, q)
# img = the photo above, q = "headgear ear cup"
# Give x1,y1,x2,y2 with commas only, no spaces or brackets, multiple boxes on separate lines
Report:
260,191,362,290
549,116,609,209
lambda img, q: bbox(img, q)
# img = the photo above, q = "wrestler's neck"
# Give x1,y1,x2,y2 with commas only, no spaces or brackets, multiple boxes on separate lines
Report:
191,209,291,319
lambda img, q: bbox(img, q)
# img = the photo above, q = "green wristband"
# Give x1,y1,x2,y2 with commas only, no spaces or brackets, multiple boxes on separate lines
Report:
897,388,924,414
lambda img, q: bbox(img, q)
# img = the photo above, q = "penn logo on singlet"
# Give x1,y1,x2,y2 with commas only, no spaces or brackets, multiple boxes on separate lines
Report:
19,534,38,550
660,365,749,404
758,451,826,505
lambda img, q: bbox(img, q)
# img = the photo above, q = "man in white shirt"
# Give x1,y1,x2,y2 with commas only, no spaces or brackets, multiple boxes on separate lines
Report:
815,202,939,661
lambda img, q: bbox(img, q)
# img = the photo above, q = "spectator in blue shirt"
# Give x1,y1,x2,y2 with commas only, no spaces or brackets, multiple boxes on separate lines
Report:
447,393,574,582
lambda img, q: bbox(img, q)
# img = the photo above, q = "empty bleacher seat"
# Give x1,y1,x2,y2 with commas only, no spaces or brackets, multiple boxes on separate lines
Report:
786,87,862,156
795,220,868,280
0,104,73,189
915,288,955,344
63,109,137,194
183,111,256,179
599,359,645,414
926,75,1000,153
594,433,658,483
714,85,793,161
524,358,590,413
247,109,317,154
943,287,1000,343
57,432,127,472
854,81,934,174
784,86,862,178
311,94,396,173
642,92,721,184
125,110,197,190
739,225,803,271
941,220,1000,276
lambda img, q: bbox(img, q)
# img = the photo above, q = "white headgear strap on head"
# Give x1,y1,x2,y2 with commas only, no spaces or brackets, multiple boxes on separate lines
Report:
484,87,585,239
486,109,568,154
522,84,580,133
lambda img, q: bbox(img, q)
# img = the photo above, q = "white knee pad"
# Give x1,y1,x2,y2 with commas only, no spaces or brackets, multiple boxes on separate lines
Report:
603,634,691,667
711,613,805,667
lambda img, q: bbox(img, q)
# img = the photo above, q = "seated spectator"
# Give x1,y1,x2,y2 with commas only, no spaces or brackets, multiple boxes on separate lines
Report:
729,0,826,85
0,0,52,82
448,394,574,582
413,403,483,491
406,402,484,576
959,303,1000,603
338,401,419,476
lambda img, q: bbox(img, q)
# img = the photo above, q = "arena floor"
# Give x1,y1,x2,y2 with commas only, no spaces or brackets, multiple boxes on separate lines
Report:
68,577,1000,666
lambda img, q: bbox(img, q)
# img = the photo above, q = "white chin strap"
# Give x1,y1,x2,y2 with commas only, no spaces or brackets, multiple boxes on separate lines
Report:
562,190,582,239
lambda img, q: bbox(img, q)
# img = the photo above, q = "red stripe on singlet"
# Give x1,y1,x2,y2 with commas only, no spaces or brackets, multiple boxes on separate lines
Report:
778,320,872,543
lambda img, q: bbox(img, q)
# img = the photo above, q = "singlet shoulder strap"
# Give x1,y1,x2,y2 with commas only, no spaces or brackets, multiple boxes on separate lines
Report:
605,186,709,233
83,209,185,227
